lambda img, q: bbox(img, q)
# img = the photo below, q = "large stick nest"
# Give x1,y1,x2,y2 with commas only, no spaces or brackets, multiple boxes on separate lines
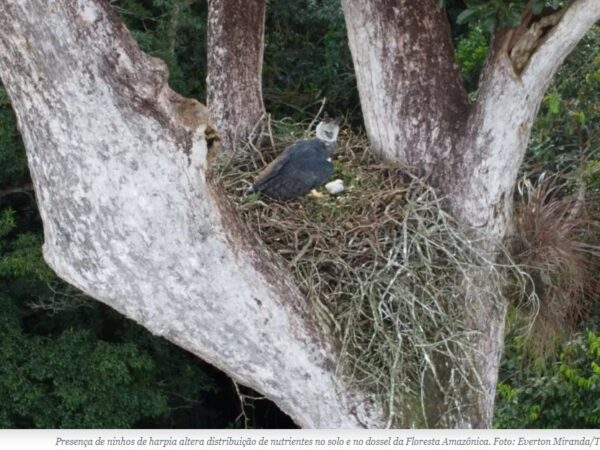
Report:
215,119,512,427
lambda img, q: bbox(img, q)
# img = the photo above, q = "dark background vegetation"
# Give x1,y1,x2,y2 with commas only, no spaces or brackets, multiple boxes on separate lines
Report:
1,0,599,428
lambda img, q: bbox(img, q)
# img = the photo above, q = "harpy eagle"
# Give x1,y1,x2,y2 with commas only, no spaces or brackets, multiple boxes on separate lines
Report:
249,119,341,201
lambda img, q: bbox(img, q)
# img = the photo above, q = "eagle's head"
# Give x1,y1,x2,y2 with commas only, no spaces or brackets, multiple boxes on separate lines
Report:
316,118,340,144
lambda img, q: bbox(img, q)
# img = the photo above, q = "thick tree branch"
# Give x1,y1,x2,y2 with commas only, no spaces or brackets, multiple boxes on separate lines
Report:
0,0,384,428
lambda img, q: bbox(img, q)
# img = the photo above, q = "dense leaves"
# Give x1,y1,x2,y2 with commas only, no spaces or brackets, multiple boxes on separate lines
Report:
528,28,600,175
455,26,489,95
495,331,600,428
263,0,358,121
0,89,28,188
441,0,564,33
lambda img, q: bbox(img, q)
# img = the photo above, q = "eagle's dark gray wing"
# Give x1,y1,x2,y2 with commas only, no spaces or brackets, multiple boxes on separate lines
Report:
251,142,300,190
252,139,333,201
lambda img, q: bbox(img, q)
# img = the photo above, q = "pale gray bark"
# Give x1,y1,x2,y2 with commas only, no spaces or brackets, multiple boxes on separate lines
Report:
0,0,384,428
341,0,600,428
207,0,266,152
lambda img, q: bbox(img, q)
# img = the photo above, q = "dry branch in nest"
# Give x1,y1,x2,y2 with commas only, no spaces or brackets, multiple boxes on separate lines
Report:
215,119,519,427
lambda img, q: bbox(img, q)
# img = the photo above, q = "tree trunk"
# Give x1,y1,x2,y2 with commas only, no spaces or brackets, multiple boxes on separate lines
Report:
207,0,266,152
342,0,600,428
0,0,384,428
341,0,469,172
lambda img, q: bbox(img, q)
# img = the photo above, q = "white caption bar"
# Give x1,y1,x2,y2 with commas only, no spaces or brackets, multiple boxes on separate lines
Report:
1,429,599,450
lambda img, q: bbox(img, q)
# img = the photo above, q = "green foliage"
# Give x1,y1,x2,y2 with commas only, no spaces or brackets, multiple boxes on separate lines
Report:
264,0,359,122
0,325,165,428
0,208,16,239
0,233,54,282
531,0,563,14
495,331,600,428
456,1,521,32
529,27,600,174
0,307,220,428
455,26,489,94
452,1,563,33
